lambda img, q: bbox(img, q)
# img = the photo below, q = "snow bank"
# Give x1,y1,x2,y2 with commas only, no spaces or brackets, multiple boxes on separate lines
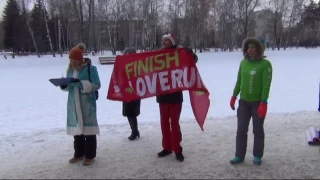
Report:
1,111,320,179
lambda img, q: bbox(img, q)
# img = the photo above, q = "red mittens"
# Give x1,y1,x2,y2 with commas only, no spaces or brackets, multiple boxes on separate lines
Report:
257,102,268,118
230,96,237,110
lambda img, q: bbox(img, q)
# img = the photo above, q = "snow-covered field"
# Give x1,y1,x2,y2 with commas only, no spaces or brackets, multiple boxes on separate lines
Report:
1,48,320,179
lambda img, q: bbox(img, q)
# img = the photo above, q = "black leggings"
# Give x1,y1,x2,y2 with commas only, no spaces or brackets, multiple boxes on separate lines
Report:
73,135,97,159
128,116,138,132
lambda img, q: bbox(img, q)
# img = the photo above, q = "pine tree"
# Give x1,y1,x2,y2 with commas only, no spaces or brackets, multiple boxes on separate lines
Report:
48,16,58,51
16,14,31,53
21,0,38,55
30,0,50,53
300,0,318,47
2,0,21,55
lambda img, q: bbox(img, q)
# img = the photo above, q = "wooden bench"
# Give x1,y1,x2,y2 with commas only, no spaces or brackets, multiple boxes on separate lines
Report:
99,56,116,65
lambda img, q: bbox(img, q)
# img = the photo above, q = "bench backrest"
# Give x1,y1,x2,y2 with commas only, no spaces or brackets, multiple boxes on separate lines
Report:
99,56,116,65
99,57,116,61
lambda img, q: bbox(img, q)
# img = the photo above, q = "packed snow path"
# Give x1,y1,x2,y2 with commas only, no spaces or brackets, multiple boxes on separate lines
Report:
1,111,320,179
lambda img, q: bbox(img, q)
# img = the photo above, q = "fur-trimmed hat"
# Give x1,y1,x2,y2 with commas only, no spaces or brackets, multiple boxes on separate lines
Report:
162,32,177,46
69,43,86,61
242,37,265,59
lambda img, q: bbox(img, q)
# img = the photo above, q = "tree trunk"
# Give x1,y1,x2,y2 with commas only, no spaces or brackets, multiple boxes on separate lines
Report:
79,0,84,43
106,15,113,50
273,11,278,50
42,0,55,57
66,20,70,50
58,19,62,57
54,17,58,52
21,0,40,58
58,1,63,57
113,24,117,51
135,20,138,49
61,22,65,51
92,0,97,52
87,0,93,49
285,0,298,50
244,1,248,38
71,0,84,42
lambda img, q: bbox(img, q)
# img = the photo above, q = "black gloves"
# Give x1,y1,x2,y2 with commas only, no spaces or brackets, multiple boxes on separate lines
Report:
60,85,67,89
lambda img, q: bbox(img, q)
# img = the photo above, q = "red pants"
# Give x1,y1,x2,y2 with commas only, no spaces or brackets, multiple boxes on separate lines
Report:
159,103,182,153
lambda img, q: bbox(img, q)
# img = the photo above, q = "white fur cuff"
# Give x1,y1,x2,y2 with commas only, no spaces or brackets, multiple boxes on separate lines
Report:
81,80,93,93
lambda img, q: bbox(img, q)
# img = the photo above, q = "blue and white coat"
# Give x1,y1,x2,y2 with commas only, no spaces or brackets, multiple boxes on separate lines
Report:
61,63,101,136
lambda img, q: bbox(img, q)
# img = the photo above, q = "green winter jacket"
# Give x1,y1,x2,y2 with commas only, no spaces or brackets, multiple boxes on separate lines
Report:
232,58,273,102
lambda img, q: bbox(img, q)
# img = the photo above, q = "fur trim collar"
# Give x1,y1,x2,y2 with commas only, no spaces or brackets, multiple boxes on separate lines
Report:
242,37,266,59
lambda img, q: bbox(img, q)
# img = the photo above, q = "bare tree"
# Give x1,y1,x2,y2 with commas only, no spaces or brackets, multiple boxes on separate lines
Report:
126,0,135,47
42,0,55,57
216,0,238,51
139,0,162,50
207,0,221,48
91,0,97,51
108,0,131,51
185,0,199,50
196,0,211,52
283,0,305,49
236,0,260,39
57,1,63,56
21,0,40,58
268,0,286,50
84,0,93,50
49,0,74,50
71,0,84,43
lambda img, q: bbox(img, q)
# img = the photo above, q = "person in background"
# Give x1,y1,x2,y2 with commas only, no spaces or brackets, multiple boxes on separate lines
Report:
229,37,273,166
156,32,198,162
122,48,141,141
60,43,101,166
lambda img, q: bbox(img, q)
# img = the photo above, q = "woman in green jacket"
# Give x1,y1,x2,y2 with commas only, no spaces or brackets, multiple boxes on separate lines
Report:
229,37,273,165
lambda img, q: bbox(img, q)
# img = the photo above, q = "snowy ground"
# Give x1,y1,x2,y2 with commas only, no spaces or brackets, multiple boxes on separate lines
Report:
1,48,320,179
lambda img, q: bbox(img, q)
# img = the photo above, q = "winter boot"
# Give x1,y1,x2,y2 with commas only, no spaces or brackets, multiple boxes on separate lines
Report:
157,149,172,157
175,152,184,162
83,158,95,166
253,157,262,165
127,117,134,140
69,156,84,163
175,147,184,162
230,157,244,165
128,117,140,141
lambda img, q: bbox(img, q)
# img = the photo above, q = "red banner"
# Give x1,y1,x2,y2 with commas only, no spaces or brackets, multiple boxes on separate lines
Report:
107,48,210,130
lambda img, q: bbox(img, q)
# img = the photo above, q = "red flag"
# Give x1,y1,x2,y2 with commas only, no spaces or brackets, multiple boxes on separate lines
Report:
189,90,210,131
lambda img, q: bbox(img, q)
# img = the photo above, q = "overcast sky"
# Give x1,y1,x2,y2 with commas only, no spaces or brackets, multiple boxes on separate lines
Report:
0,0,6,16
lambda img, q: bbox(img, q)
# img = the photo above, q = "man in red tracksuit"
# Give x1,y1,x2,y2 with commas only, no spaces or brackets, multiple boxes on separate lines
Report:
157,32,198,162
